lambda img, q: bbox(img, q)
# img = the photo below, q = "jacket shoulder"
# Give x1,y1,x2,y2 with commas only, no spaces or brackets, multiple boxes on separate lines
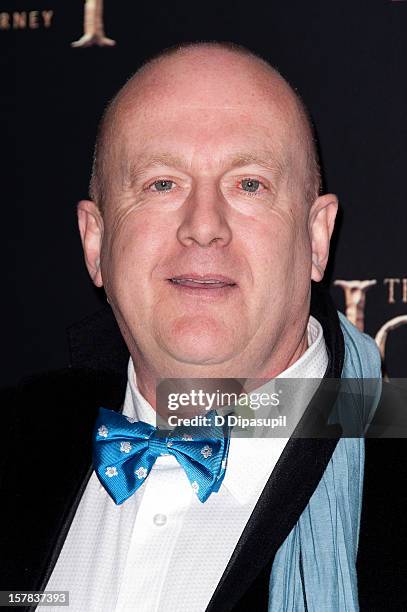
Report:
0,367,127,467
1,367,126,411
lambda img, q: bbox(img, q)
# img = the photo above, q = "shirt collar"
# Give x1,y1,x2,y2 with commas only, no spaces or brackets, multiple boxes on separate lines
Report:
121,315,328,502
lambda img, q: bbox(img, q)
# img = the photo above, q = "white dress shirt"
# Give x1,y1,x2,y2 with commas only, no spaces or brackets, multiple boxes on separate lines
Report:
39,315,328,612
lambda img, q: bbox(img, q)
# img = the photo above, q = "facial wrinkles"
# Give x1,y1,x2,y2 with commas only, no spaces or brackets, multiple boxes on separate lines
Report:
124,151,285,196
122,126,288,207
102,147,298,278
102,195,138,268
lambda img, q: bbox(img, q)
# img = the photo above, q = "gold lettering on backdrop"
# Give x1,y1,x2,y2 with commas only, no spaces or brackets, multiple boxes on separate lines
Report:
29,10,39,29
13,12,27,29
384,277,400,303
42,10,53,28
333,279,377,331
382,277,407,303
0,12,10,29
335,278,406,374
375,315,407,379
0,10,54,30
71,0,116,47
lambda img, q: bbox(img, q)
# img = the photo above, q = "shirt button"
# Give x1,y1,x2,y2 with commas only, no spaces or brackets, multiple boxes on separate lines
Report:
153,513,167,526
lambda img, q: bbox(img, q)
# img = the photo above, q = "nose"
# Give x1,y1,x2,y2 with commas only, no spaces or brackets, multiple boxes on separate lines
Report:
176,181,233,248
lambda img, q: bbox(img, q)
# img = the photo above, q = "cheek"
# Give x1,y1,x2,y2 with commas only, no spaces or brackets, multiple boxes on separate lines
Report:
245,220,293,276
103,215,169,297
243,217,311,302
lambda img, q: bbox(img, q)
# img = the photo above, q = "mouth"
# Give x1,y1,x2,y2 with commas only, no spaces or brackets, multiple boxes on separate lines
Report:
168,274,237,289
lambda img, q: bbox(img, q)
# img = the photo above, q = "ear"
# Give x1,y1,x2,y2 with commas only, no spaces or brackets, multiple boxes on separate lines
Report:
308,193,338,282
77,200,104,287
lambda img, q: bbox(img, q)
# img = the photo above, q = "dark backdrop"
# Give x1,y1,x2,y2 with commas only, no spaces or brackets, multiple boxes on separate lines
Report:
1,0,407,387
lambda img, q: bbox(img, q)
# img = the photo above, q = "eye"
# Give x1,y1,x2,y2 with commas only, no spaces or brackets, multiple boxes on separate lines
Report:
240,178,261,193
151,180,175,192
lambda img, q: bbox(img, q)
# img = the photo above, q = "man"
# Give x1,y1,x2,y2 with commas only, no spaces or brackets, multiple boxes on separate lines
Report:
0,42,388,611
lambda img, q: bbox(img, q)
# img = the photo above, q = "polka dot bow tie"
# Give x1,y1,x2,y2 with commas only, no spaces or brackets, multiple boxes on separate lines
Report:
93,407,231,504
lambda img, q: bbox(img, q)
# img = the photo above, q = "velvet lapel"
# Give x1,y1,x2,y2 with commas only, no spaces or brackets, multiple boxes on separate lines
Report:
205,284,345,611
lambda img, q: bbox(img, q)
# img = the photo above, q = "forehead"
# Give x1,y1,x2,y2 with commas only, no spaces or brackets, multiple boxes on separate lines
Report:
128,109,285,169
117,99,297,179
106,53,305,183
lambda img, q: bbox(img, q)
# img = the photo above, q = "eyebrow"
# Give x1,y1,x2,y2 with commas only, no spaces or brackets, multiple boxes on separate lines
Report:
124,149,285,188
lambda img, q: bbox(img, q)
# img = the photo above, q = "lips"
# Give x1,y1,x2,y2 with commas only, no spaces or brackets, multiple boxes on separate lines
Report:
168,274,236,288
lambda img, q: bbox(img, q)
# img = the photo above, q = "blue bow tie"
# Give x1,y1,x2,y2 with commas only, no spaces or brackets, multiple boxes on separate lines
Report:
93,407,231,504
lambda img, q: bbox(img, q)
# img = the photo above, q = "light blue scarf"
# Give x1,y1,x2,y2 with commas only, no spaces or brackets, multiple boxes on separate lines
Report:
268,312,382,611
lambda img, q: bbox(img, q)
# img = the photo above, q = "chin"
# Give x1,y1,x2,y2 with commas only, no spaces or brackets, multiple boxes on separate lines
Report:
169,338,233,365
159,330,237,366
154,315,241,366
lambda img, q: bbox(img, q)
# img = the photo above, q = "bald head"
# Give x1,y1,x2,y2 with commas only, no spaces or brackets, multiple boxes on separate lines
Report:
89,42,320,213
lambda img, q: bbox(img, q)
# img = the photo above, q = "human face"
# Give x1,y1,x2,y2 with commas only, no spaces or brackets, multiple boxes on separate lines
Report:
79,53,337,383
